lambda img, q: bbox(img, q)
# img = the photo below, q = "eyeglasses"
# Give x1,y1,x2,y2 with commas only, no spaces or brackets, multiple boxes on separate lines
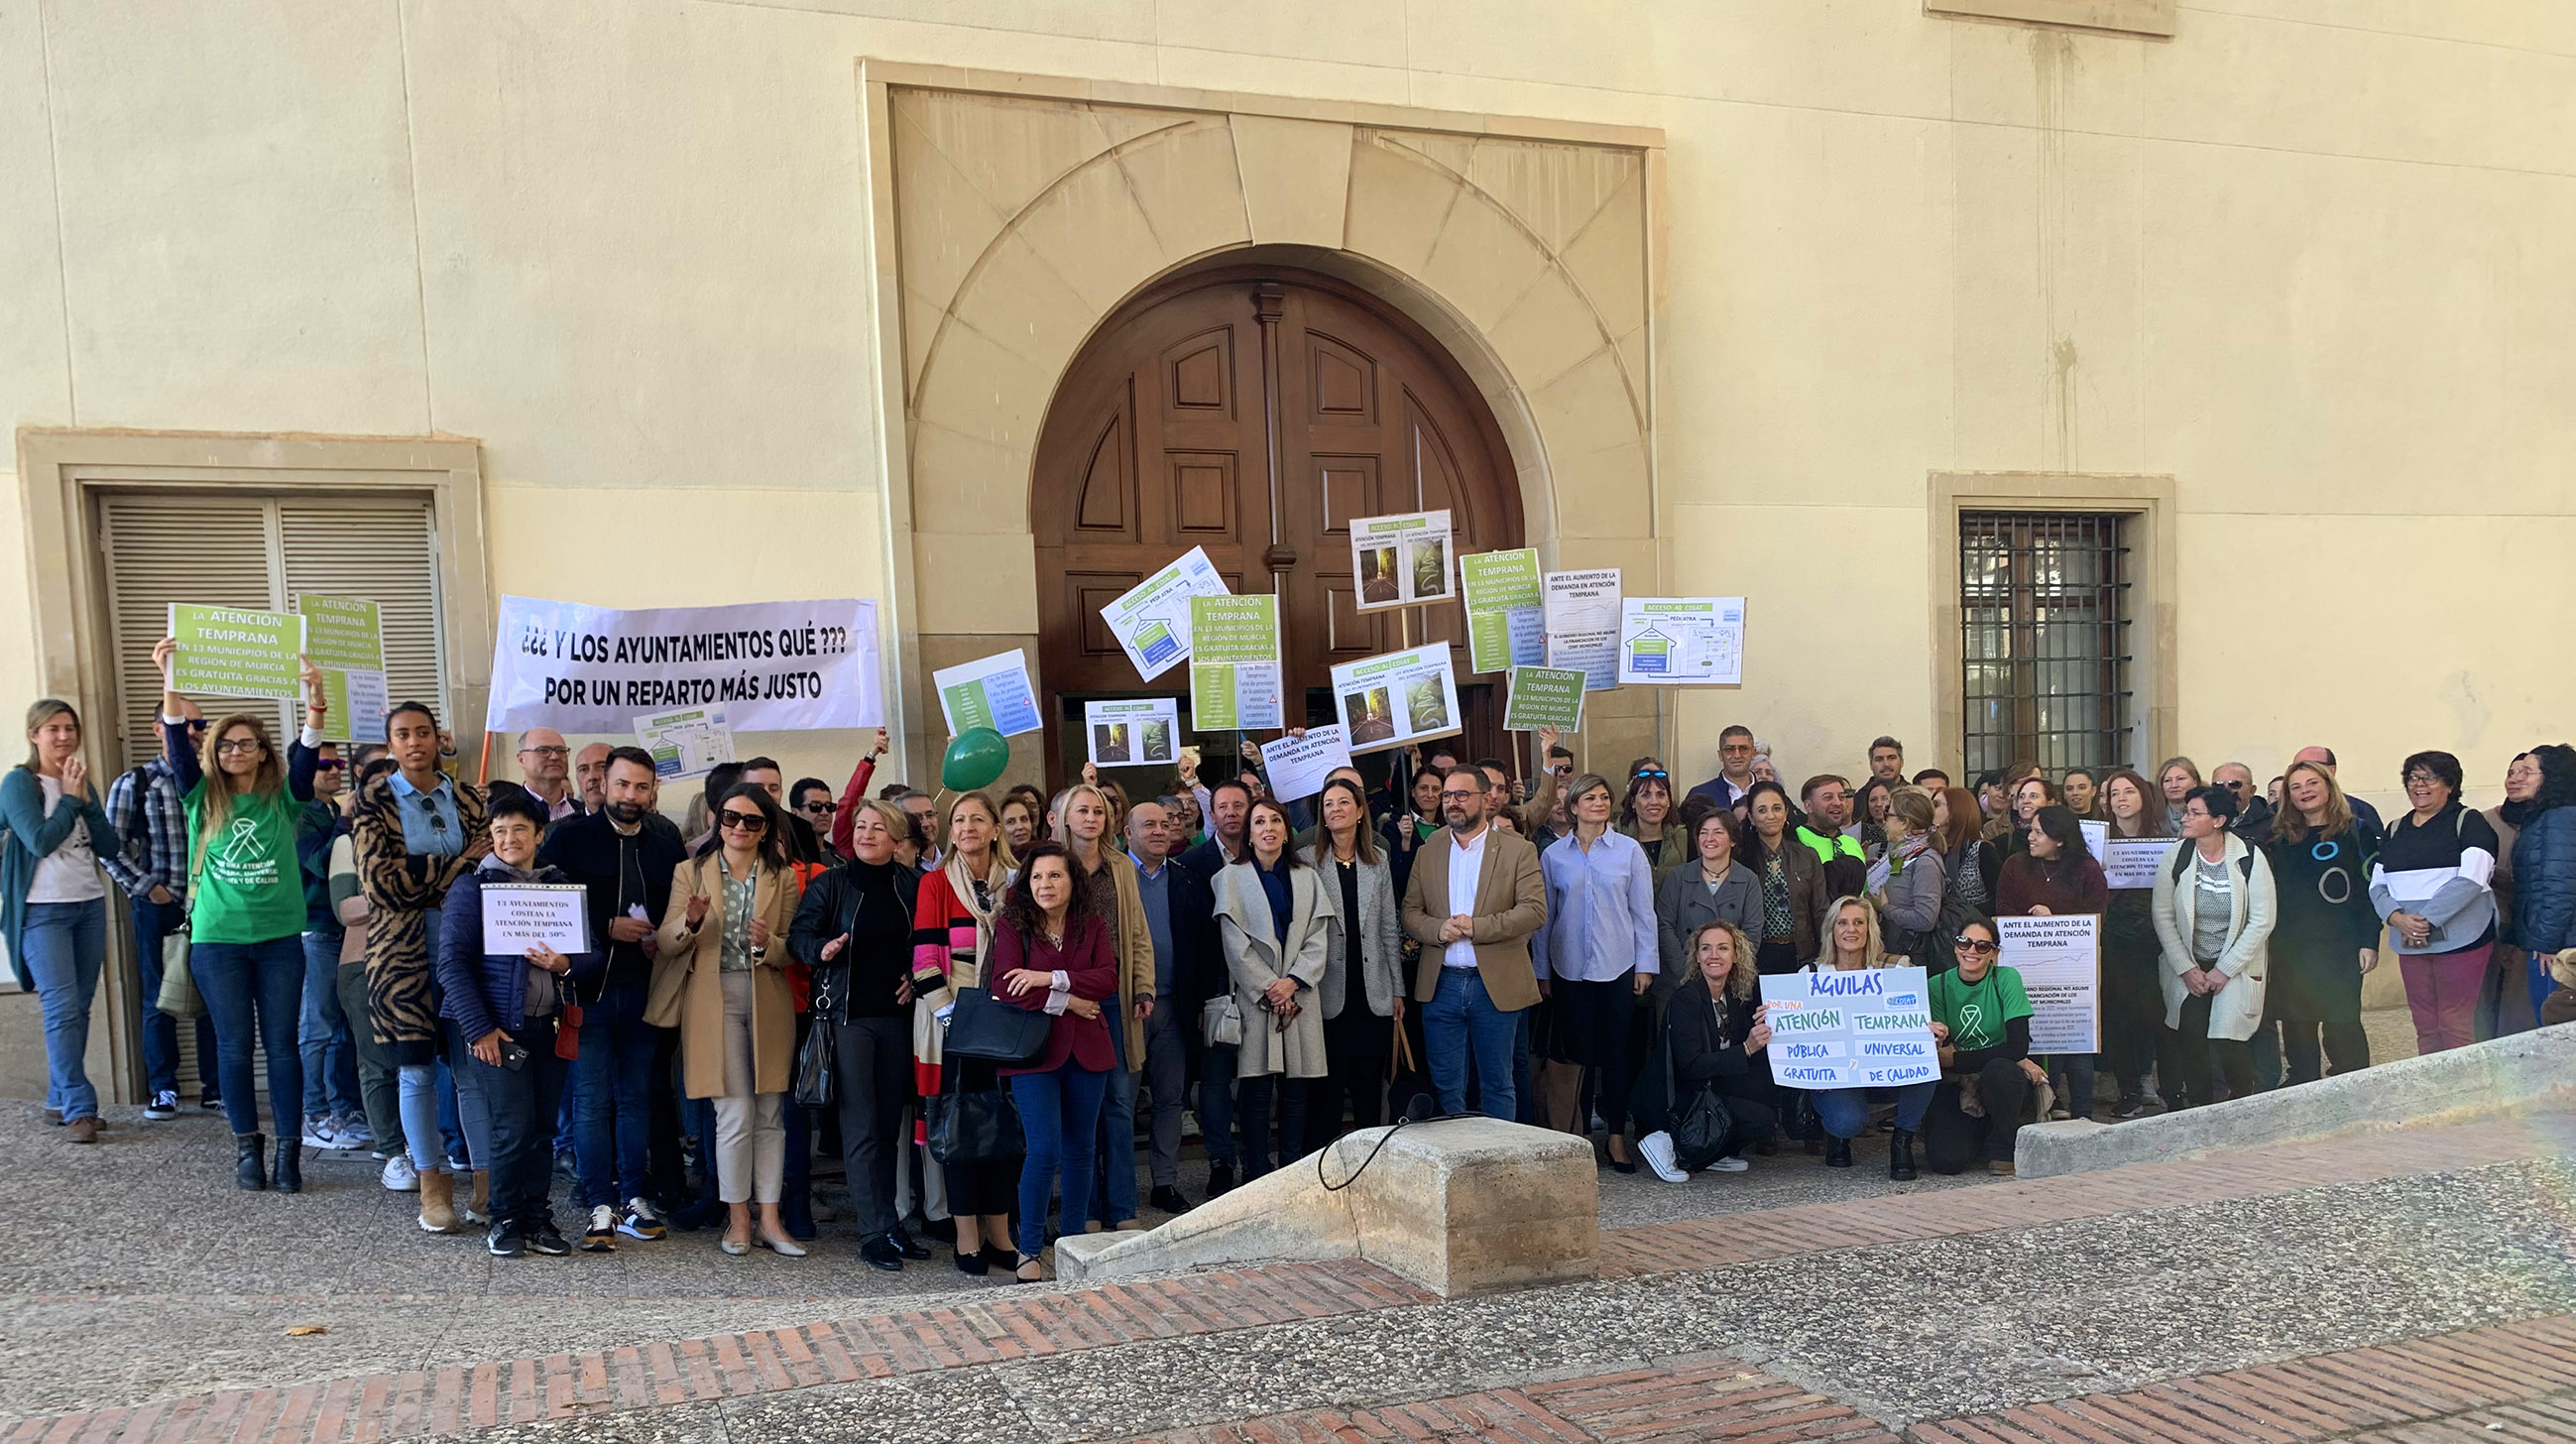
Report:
521,746,570,760
1440,789,1479,802
214,739,265,756
719,810,769,832
1953,937,2000,955
2223,780,2250,792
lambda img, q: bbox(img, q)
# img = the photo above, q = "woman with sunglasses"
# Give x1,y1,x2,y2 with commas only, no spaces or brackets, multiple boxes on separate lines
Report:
152,637,327,1190
1921,915,2043,1175
3,698,123,1146
659,783,807,1257
1617,760,1689,890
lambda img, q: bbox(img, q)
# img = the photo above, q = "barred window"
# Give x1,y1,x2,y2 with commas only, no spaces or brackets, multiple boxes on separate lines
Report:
1959,512,2131,777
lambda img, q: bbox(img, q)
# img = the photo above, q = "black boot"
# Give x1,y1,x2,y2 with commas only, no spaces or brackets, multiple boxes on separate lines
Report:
235,1134,269,1191
1823,1136,1852,1169
1888,1128,1919,1182
274,1137,303,1194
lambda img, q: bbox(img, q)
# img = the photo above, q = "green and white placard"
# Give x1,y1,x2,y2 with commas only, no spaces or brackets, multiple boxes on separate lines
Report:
168,604,306,701
1502,665,1587,731
296,593,388,743
1186,594,1281,731
1460,547,1544,673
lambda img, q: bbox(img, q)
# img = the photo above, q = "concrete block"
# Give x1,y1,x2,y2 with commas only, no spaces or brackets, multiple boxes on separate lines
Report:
2017,1023,2576,1178
1055,1116,1597,1297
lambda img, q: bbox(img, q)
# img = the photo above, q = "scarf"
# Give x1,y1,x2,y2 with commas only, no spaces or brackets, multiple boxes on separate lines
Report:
941,850,1005,989
1867,829,1931,896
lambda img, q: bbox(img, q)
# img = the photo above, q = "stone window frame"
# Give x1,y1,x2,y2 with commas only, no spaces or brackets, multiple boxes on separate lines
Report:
1928,470,2176,775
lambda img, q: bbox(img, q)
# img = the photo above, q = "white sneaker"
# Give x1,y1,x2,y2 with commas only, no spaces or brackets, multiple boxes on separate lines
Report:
300,1116,341,1149
1701,1155,1751,1173
1636,1131,1689,1184
381,1153,419,1192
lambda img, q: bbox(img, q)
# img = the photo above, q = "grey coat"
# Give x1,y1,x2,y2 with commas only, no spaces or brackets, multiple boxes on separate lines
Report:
1212,860,1337,1079
1653,859,1759,1000
1310,844,1402,1021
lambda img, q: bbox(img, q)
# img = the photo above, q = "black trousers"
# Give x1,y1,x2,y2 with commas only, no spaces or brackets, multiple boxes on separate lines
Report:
1304,1015,1388,1157
467,1020,569,1228
832,1015,910,1236
2161,994,2256,1109
1920,1060,2029,1174
1549,972,1640,1136
2101,946,2166,1097
1235,1074,1307,1177
1627,1053,1775,1159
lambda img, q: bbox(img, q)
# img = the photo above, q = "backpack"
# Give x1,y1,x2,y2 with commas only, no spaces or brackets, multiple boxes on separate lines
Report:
2167,844,2256,886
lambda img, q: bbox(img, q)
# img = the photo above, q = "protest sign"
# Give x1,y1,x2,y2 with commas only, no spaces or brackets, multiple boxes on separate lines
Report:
479,883,592,958
168,604,307,701
634,705,736,782
1100,546,1229,682
1758,965,1939,1091
2102,836,2170,891
2079,818,2108,866
1503,665,1586,731
1086,698,1179,768
1995,913,2101,1053
1186,594,1282,731
296,594,388,744
933,650,1042,738
1460,547,1545,673
1543,569,1621,691
1618,597,1746,685
1260,725,1354,803
1349,511,1454,611
486,596,880,734
1329,645,1462,757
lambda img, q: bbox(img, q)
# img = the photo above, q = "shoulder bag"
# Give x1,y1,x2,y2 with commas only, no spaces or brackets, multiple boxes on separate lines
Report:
1665,1004,1736,1171
925,1064,1022,1167
943,985,1052,1064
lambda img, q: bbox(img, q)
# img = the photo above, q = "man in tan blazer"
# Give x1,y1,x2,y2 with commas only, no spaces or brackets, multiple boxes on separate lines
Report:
1401,766,1548,1121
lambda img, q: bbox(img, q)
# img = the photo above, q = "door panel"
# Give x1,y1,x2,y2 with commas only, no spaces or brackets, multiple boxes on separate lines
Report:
1030,265,1520,788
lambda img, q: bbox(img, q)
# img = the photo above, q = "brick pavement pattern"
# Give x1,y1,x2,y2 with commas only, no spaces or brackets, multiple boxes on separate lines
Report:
7,1112,2573,1444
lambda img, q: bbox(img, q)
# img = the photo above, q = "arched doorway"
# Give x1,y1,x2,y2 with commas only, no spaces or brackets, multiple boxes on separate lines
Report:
1030,261,1525,788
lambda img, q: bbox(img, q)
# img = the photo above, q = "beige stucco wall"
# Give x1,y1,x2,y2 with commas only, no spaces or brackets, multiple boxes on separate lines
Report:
3,0,2571,825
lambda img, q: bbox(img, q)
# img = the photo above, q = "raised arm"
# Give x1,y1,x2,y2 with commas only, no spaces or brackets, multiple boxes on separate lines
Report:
831,729,885,859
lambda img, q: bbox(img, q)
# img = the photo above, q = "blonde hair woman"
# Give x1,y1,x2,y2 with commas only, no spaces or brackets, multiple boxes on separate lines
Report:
1632,920,1776,1182
1800,896,1934,1179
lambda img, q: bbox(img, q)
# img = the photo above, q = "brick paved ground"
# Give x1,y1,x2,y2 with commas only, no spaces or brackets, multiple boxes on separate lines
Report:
7,1105,2571,1444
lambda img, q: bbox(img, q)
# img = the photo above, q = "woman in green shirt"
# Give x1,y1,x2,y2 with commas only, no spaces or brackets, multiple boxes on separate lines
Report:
1921,914,2046,1176
153,637,325,1192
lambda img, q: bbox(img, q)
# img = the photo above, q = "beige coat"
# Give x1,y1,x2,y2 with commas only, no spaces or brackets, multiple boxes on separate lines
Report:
1213,861,1336,1079
1400,825,1548,1011
653,853,802,1101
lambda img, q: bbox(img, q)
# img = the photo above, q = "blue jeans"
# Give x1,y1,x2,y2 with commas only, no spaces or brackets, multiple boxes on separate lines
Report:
573,981,656,1208
1009,1064,1107,1258
397,1064,444,1171
1198,1042,1238,1167
2048,1053,2099,1117
1426,968,1521,1122
1091,1020,1139,1225
130,895,215,1098
1811,1082,1935,1139
443,1018,495,1170
192,935,306,1138
297,931,360,1119
25,899,106,1120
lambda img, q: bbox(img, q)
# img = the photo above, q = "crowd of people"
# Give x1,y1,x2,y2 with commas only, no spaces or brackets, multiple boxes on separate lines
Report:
11,660,2576,1272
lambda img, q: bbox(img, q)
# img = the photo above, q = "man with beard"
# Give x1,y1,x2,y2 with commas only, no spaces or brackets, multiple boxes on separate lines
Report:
539,746,685,1251
1401,767,1547,1121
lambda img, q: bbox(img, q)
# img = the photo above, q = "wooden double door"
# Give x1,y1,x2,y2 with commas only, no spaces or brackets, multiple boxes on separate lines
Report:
1030,265,1522,783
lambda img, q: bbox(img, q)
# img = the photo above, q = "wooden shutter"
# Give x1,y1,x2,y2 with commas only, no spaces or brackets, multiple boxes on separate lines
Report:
281,498,447,721
97,494,282,772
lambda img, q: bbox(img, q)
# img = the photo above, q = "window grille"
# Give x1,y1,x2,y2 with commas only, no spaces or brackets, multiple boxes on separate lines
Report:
1959,511,2131,777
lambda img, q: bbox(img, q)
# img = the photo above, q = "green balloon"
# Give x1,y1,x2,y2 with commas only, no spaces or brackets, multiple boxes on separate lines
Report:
941,727,1010,792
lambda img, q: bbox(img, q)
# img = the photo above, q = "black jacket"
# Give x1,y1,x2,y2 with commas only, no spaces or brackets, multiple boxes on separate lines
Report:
790,857,919,1023
536,808,687,997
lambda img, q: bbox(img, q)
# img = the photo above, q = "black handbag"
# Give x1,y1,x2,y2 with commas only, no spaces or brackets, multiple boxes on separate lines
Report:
1666,1011,1737,1171
792,1019,836,1111
943,985,1051,1064
926,1078,1022,1167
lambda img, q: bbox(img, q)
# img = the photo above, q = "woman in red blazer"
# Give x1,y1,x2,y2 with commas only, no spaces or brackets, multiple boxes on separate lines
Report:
991,840,1118,1281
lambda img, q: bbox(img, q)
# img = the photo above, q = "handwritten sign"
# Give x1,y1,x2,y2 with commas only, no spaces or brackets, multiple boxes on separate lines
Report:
1995,913,2101,1053
1757,965,1939,1091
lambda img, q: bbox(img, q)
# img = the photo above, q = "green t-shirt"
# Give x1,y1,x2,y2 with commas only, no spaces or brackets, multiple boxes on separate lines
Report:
1930,964,2032,1053
183,782,307,944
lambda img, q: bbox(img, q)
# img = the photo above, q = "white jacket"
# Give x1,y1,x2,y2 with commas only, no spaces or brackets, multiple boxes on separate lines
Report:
2150,832,2276,1041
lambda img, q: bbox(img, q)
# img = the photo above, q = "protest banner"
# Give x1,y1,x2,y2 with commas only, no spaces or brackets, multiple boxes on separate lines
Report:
933,650,1042,738
1617,597,1746,685
478,883,592,958
168,604,307,701
1329,645,1462,757
1086,698,1180,768
1099,546,1229,682
486,596,880,734
1460,547,1544,673
1502,665,1586,731
1186,593,1282,731
1995,913,2102,1052
296,594,388,744
1349,511,1454,611
2079,818,2108,865
2101,836,2171,891
1260,725,1354,803
634,705,736,782
1543,568,1621,691
1758,965,1939,1091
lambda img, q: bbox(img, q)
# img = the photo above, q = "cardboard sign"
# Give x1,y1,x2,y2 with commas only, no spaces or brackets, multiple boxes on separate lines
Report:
1995,913,2101,1053
1461,547,1545,673
1758,966,1939,1091
2102,836,2168,891
1543,568,1621,691
479,883,592,958
168,604,307,701
634,706,736,782
1186,593,1282,731
1502,665,1587,731
1087,698,1180,768
1349,511,1454,611
1100,545,1229,682
932,650,1042,738
297,594,388,744
1617,597,1746,685
1329,646,1462,757
1260,725,1355,804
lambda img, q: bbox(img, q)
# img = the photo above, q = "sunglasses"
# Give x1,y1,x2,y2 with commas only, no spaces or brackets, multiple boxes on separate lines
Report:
1953,937,2000,955
797,800,835,815
1633,769,1669,781
183,719,210,734
314,759,347,772
718,810,769,831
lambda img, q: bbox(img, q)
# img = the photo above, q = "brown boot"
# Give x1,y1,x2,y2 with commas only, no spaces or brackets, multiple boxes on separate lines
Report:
418,1168,462,1233
465,1169,491,1226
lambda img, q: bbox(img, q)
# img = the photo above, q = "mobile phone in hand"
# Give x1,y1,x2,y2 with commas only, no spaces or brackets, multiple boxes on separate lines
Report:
500,1038,530,1073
